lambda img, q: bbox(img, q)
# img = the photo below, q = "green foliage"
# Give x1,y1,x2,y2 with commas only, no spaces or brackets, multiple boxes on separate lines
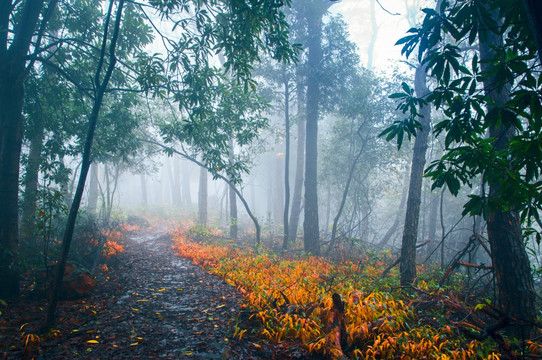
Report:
386,1,542,228
159,78,270,184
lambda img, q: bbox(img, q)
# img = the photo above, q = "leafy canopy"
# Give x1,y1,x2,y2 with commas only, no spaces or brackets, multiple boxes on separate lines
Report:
384,0,542,233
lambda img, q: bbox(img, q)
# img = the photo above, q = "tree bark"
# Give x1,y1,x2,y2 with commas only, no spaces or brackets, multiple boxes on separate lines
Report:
479,9,536,338
87,163,99,213
274,146,284,225
288,70,305,245
20,122,45,253
0,0,46,298
303,1,329,256
228,139,238,239
400,63,432,286
282,69,291,251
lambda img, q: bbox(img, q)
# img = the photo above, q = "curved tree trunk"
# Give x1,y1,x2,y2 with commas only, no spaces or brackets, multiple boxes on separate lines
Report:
45,0,125,327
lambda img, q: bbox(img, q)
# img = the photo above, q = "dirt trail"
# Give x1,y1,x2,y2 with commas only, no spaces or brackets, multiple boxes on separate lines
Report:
2,227,310,359
39,228,246,359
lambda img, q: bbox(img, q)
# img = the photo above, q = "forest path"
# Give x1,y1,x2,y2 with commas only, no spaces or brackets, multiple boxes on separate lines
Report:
35,226,245,359
2,226,311,359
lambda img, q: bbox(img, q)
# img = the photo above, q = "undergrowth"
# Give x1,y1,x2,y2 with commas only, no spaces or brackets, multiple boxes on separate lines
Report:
170,223,514,360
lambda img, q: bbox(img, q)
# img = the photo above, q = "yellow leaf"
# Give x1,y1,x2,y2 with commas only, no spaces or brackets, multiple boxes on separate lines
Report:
130,342,139,346
87,340,99,344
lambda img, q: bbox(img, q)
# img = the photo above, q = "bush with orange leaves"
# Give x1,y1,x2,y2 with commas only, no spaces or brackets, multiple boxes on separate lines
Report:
102,231,125,259
171,226,511,360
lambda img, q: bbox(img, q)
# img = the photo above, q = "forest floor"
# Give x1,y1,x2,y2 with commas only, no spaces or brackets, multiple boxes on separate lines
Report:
0,227,312,359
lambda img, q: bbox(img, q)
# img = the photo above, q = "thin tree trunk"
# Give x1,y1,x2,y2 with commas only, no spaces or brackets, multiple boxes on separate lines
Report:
228,139,238,239
88,163,99,213
198,163,208,225
104,164,111,219
282,69,291,251
400,62,432,286
21,123,45,253
399,0,442,286
45,0,125,328
288,70,305,245
274,146,284,225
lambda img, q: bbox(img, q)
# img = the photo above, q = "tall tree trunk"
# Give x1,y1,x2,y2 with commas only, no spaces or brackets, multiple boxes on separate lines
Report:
228,139,237,239
20,122,45,254
479,9,535,338
0,0,47,299
198,164,208,225
274,147,284,225
400,63,432,286
303,1,328,256
288,69,305,246
104,164,112,219
87,163,99,213
45,0,125,327
282,70,291,251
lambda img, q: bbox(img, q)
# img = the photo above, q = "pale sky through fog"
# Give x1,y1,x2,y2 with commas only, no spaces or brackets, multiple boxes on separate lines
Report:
331,0,426,71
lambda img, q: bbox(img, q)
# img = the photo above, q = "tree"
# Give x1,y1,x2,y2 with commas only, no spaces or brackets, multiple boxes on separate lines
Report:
0,0,54,299
46,0,127,327
300,0,335,256
389,0,541,337
1,0,298,299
